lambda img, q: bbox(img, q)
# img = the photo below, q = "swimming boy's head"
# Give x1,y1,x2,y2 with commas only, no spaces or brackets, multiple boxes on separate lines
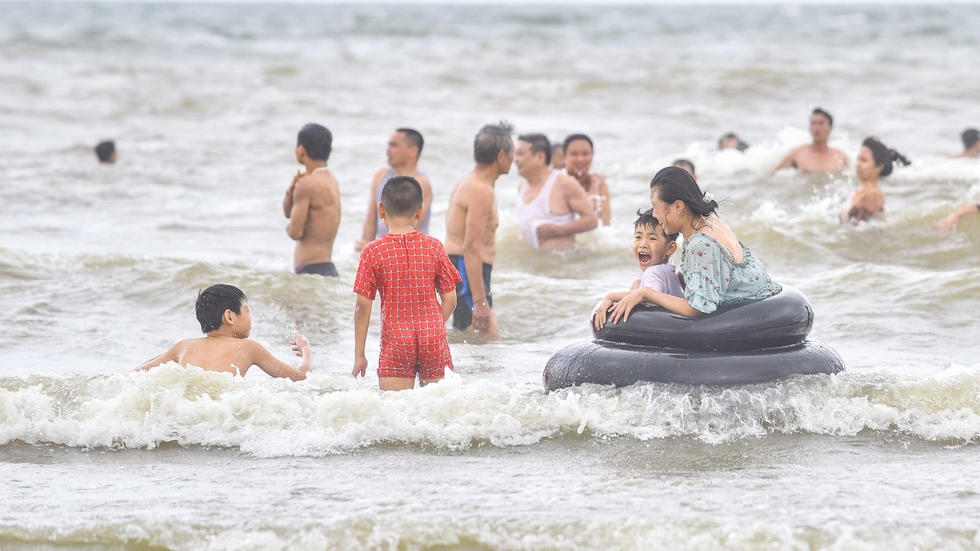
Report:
379,176,424,222
296,123,332,163
672,158,696,179
95,141,116,164
195,284,250,337
962,128,980,152
633,209,678,271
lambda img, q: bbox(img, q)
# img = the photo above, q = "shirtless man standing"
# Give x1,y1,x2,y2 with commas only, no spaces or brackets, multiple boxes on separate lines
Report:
355,128,434,250
444,122,514,338
283,123,341,277
514,134,597,250
774,108,849,174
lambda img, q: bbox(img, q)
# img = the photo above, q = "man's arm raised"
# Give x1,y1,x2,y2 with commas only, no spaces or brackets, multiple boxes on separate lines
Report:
286,179,312,241
461,187,494,333
536,176,599,241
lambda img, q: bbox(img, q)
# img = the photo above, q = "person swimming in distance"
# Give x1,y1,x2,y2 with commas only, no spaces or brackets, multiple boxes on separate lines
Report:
773,108,849,174
718,132,749,152
840,137,910,223
563,134,611,226
283,123,342,277
673,159,696,179
954,128,980,158
355,128,433,251
136,284,312,381
513,133,597,250
550,143,565,170
95,141,116,164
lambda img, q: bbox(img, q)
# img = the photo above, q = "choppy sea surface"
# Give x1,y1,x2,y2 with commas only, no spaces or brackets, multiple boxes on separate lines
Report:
2,2,980,550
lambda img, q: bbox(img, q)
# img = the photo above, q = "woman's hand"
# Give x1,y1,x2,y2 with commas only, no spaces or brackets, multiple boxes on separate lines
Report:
607,289,648,325
592,297,614,331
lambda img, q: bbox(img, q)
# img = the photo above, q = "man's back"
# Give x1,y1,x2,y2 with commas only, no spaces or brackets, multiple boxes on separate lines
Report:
292,170,341,267
444,172,498,264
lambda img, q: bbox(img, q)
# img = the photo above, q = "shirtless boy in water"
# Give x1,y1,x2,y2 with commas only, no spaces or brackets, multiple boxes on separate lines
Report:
774,108,849,174
444,122,514,338
136,284,311,381
283,123,341,277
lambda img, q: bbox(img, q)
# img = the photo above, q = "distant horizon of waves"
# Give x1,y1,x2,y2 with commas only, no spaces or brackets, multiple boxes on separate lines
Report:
2,363,980,457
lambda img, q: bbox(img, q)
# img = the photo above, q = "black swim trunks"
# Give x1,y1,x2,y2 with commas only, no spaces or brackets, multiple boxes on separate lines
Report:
448,254,492,331
295,262,339,277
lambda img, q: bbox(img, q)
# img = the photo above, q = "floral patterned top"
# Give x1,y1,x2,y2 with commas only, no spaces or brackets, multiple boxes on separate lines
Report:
679,233,782,314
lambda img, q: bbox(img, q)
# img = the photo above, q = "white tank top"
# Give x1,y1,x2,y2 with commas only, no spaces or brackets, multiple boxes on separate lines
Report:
514,170,575,249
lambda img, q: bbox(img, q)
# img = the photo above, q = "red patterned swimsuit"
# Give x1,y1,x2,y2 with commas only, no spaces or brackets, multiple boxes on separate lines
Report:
354,232,462,380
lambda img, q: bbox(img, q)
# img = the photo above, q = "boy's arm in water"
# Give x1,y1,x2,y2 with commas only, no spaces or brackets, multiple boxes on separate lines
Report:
352,294,373,377
439,289,457,323
286,178,313,240
135,342,182,372
247,334,311,381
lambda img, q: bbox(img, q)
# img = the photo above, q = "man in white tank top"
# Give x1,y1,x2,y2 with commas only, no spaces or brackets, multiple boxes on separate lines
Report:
513,134,598,250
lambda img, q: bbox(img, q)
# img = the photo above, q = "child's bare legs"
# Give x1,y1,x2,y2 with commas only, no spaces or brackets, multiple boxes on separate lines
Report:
379,377,416,391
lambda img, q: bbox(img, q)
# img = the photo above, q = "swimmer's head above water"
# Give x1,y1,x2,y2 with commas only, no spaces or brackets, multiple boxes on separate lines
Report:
388,128,424,167
195,284,250,338
672,159,696,179
296,123,332,163
857,137,911,180
962,128,980,155
562,134,593,178
95,141,116,164
633,208,679,269
514,133,551,178
473,121,515,173
550,143,565,170
649,166,719,235
379,176,424,220
810,108,834,143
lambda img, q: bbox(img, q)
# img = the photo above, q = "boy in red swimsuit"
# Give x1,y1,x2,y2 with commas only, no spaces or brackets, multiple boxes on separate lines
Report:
352,176,461,391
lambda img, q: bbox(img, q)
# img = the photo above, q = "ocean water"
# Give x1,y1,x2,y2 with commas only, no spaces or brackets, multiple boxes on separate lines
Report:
2,2,980,550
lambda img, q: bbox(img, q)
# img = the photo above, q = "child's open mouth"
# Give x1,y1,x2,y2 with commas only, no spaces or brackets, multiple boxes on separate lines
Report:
638,252,652,264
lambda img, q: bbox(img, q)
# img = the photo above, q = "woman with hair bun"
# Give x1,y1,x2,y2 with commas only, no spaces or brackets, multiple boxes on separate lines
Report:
840,137,911,223
606,166,781,320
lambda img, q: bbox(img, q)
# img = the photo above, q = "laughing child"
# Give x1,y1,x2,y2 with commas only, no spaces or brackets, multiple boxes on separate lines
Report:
593,209,683,330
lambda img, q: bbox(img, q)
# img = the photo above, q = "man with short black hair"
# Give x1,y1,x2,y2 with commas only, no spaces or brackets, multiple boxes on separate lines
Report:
356,128,434,251
514,133,597,250
95,141,116,164
283,123,341,277
955,128,980,158
444,122,514,338
774,108,849,174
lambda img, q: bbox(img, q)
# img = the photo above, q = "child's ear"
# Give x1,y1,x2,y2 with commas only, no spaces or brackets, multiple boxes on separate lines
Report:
415,204,425,221
377,202,386,220
666,241,678,256
223,309,236,326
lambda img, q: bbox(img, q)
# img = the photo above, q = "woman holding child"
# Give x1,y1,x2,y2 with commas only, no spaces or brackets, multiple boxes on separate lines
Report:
602,166,782,323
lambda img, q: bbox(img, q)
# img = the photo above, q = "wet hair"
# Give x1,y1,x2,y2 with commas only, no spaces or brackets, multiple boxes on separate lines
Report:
718,132,749,151
649,166,719,217
962,128,980,150
473,121,514,165
396,128,424,156
862,137,911,177
672,159,696,176
562,134,593,153
811,108,833,126
195,284,246,334
379,176,424,217
297,123,332,161
518,133,552,165
95,141,115,163
634,208,678,243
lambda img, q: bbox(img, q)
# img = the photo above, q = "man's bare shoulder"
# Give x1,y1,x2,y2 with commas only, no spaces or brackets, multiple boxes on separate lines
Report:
555,173,585,194
416,173,433,189
371,168,389,189
453,174,494,202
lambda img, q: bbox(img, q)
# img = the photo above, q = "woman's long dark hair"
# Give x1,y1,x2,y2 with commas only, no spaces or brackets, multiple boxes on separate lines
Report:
649,166,718,217
863,137,911,177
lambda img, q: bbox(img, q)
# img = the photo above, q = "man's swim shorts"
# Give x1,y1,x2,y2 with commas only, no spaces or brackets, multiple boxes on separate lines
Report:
448,254,493,331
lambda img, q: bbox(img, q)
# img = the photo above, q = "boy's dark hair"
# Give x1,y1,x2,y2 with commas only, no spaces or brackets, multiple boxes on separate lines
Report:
518,133,552,165
473,121,514,165
95,141,115,163
195,284,246,334
297,123,332,161
811,107,833,126
650,166,719,218
397,128,424,157
672,158,696,176
380,176,424,217
562,133,593,153
962,128,980,150
634,208,678,243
